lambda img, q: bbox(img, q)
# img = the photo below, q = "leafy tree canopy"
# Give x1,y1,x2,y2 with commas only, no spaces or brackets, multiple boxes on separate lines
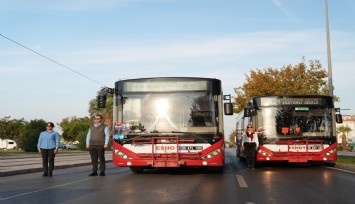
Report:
60,116,91,142
337,125,352,136
0,116,26,143
234,59,334,113
337,125,352,148
18,119,46,152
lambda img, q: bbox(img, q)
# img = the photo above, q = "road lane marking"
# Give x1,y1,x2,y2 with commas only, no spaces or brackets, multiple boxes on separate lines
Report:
1,168,131,201
0,177,95,201
327,167,355,174
236,174,248,188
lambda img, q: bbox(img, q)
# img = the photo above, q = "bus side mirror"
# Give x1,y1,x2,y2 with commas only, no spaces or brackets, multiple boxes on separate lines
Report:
336,114,343,123
224,103,233,115
244,108,251,117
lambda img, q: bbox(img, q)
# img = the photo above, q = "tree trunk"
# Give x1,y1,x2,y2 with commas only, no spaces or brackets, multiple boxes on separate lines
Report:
342,134,347,149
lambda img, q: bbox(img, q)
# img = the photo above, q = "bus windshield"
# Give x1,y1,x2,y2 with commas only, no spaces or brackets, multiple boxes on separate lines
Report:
256,106,333,138
116,91,218,135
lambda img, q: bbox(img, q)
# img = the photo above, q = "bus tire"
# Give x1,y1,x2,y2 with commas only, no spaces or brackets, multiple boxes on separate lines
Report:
311,161,322,167
323,162,336,167
130,167,144,173
208,166,224,173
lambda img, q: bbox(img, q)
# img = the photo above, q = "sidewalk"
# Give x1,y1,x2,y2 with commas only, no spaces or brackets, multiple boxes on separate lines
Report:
338,151,355,156
0,152,112,177
333,151,355,172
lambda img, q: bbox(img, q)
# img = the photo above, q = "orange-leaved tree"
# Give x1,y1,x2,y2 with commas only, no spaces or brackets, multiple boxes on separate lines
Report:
234,59,335,113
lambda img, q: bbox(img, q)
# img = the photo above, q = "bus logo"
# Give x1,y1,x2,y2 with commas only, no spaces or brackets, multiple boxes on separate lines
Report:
155,145,176,151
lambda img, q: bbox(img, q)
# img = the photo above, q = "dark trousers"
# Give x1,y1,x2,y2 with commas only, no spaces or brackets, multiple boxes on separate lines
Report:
244,142,257,168
41,148,55,174
89,145,106,173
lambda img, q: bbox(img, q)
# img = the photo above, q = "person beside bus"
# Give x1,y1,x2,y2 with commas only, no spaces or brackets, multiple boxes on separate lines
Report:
37,122,60,177
241,124,259,169
86,114,110,176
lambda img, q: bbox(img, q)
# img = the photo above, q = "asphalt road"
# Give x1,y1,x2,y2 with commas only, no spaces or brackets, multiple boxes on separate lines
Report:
1,149,355,204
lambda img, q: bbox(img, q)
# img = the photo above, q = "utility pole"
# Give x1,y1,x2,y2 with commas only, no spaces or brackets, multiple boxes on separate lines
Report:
325,0,333,96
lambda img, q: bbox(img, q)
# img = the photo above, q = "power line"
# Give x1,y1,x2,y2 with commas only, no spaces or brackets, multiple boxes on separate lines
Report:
0,33,107,87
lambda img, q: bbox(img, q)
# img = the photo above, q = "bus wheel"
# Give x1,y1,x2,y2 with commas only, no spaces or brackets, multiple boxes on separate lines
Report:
311,162,322,167
130,167,144,173
323,162,336,167
255,162,262,168
208,166,224,173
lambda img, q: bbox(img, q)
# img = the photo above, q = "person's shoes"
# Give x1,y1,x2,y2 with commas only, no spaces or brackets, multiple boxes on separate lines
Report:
42,173,48,177
99,172,105,176
88,172,98,176
49,172,53,177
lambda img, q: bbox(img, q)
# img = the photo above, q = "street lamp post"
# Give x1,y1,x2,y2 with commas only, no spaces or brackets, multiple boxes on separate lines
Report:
325,0,333,96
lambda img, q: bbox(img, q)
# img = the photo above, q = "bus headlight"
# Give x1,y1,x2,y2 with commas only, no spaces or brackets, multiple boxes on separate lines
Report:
258,149,271,156
114,149,132,159
323,148,336,156
202,149,221,159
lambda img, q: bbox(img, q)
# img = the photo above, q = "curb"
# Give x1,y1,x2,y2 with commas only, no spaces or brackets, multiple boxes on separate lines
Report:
333,163,355,172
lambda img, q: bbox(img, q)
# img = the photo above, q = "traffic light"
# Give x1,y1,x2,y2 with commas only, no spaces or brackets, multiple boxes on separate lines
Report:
97,95,107,108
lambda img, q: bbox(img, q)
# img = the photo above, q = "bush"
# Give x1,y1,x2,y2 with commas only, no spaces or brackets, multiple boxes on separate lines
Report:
76,132,87,150
19,119,46,152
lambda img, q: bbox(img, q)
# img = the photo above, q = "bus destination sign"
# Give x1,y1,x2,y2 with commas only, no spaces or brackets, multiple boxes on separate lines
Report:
125,81,209,92
277,98,323,106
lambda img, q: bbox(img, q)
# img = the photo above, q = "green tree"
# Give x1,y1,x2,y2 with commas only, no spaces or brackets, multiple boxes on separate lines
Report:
0,116,26,144
0,116,27,150
60,117,91,150
234,59,332,113
18,119,46,152
337,125,352,149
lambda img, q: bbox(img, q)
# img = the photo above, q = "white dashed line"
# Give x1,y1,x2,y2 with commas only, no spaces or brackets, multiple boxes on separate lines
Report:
236,174,248,188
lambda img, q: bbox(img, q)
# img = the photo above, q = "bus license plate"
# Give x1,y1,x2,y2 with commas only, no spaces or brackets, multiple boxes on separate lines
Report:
179,146,203,150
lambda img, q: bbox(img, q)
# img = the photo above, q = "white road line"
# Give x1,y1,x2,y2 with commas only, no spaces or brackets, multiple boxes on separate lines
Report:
1,177,94,201
236,174,248,188
327,167,355,174
1,168,131,201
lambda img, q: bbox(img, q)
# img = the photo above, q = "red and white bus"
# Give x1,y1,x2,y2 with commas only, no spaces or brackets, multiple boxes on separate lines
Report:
236,95,343,166
100,77,233,173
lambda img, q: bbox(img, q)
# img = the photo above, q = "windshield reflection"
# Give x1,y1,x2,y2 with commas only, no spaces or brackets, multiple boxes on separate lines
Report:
118,92,218,134
256,107,333,139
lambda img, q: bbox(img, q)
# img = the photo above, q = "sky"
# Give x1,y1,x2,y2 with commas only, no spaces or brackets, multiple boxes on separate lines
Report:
1,0,355,137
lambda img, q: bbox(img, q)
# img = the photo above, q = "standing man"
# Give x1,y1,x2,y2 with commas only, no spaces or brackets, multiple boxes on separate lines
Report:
86,114,110,176
37,122,60,177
